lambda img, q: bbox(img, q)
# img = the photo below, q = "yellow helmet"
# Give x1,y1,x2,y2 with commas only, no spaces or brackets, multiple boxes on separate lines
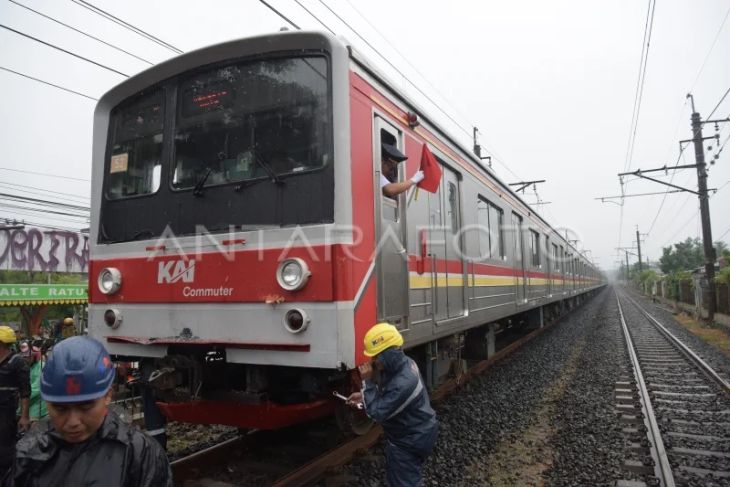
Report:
0,326,17,344
63,317,74,326
363,323,403,357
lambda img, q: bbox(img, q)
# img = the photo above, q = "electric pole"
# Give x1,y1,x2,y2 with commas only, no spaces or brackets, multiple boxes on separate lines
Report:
615,95,727,322
689,95,716,322
636,227,643,273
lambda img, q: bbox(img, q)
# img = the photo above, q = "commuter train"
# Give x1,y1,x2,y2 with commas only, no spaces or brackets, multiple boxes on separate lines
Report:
88,31,603,432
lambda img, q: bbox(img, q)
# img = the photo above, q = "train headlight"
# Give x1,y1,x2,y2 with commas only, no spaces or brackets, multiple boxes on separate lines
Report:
283,309,310,333
104,309,122,329
276,258,310,291
98,267,122,295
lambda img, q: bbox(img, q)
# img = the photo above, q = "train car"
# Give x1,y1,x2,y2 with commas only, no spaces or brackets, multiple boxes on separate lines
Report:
88,31,604,435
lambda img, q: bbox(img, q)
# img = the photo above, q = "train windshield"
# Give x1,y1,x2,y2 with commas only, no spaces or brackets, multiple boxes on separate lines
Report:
100,55,334,243
172,57,330,189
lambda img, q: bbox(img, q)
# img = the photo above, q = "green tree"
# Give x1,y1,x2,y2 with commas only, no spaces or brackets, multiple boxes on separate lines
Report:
659,237,704,274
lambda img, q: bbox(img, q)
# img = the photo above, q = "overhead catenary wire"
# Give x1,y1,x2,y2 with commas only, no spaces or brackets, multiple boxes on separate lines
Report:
321,0,476,141
292,0,335,35
718,226,730,241
304,0,527,184
656,181,728,248
708,86,730,119
0,66,97,100
0,24,128,77
0,167,90,182
688,4,730,93
257,0,300,29
8,0,154,65
69,0,183,54
645,149,688,236
623,0,657,174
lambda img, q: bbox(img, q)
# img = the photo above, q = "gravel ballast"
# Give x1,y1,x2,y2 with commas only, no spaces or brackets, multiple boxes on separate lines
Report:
339,287,644,485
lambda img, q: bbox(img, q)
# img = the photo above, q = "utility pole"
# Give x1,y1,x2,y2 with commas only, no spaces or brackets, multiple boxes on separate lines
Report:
625,251,630,281
689,95,716,322
615,94,728,322
636,227,643,272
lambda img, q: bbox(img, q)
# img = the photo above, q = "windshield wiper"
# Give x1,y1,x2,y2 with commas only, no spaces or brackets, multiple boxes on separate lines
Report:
254,152,284,185
193,167,213,197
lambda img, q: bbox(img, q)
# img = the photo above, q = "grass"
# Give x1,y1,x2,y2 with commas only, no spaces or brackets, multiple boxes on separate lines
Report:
674,313,730,356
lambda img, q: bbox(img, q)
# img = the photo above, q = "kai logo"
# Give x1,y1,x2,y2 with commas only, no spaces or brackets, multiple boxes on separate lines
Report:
157,259,196,284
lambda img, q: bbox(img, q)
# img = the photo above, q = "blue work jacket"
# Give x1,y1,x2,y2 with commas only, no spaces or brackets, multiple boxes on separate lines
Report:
362,348,438,456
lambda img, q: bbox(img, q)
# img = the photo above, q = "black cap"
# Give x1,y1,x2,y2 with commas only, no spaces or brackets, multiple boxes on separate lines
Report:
381,143,408,162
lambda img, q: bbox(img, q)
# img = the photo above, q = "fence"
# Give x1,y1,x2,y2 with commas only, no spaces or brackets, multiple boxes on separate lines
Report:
651,277,730,321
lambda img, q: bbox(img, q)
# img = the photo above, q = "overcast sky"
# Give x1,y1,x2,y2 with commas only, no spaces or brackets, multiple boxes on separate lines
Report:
1,0,729,271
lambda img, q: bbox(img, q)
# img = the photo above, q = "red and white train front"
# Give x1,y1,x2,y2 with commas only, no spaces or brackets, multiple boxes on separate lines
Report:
88,32,369,429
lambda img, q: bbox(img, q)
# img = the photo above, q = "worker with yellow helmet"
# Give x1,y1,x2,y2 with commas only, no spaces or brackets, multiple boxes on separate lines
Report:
347,323,438,486
0,325,31,478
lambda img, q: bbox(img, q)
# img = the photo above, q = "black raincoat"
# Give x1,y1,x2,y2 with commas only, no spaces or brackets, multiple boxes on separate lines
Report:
362,348,438,486
9,410,171,487
0,353,30,474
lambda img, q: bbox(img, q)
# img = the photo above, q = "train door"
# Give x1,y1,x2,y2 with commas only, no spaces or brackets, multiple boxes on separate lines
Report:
374,118,409,325
511,212,526,304
428,164,465,322
427,183,447,322
443,169,465,318
545,236,551,296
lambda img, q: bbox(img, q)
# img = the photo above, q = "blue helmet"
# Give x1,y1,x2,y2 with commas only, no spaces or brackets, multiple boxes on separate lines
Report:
41,336,114,403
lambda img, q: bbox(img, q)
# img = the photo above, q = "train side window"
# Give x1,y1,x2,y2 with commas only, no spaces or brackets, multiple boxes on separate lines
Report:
552,243,559,271
529,230,540,267
380,129,400,221
447,182,458,234
477,197,505,260
106,89,164,199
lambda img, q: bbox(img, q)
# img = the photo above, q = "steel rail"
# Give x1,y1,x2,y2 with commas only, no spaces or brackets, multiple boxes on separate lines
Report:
171,290,601,485
616,291,675,487
622,292,730,394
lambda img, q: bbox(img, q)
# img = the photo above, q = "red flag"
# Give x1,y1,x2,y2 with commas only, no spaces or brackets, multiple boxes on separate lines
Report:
417,144,442,193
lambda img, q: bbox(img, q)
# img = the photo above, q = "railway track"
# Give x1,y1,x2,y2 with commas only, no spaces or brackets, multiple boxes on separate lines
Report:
171,299,581,486
615,289,730,486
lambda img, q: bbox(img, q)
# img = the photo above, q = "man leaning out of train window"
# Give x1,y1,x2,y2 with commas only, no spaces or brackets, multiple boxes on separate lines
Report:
381,143,424,199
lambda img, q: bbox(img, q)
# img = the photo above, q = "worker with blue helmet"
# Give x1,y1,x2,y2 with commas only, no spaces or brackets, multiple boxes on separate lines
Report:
10,336,172,487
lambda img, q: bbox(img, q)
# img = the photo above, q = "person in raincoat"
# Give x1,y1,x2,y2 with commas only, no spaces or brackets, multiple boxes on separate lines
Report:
0,327,30,481
347,323,438,486
17,344,46,422
9,336,171,487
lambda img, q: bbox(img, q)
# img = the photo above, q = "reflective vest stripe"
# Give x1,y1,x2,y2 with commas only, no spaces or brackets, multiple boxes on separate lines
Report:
385,378,423,421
